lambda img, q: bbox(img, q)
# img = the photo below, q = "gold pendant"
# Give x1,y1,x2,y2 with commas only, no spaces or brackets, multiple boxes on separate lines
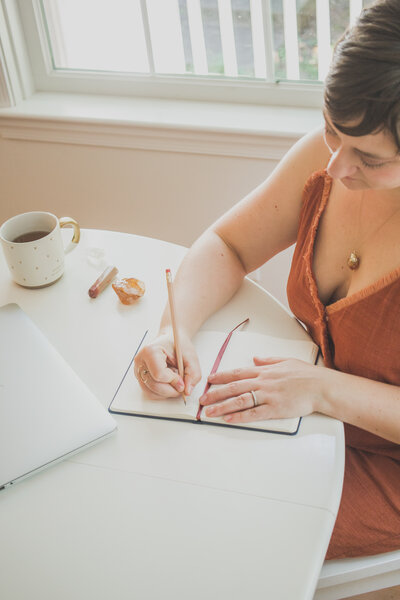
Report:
347,251,360,270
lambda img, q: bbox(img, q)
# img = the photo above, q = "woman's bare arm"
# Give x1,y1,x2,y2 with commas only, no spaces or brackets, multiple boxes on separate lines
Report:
159,128,330,335
135,128,330,396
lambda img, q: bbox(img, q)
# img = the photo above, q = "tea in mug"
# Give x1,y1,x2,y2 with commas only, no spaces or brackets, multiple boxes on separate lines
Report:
12,231,50,243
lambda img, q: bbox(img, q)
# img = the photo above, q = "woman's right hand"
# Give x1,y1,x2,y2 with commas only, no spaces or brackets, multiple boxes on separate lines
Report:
133,329,202,399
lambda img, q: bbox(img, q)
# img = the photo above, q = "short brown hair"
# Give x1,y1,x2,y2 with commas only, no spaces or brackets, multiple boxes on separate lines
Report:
324,0,400,150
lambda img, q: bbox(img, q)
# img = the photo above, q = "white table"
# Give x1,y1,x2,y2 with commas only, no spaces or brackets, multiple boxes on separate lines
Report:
0,229,344,600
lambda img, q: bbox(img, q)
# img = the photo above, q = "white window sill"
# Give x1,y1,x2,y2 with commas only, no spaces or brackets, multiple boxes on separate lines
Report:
0,92,323,159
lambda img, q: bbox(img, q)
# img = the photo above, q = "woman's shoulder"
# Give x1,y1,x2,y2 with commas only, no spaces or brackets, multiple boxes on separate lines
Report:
266,127,332,207
283,127,331,177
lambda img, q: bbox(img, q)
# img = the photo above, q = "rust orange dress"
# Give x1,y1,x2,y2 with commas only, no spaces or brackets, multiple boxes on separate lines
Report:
286,170,400,560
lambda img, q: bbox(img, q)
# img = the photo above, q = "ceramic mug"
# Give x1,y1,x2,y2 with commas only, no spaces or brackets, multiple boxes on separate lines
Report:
0,211,80,287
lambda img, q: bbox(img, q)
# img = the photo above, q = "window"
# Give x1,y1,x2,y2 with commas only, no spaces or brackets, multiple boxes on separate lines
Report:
10,0,374,107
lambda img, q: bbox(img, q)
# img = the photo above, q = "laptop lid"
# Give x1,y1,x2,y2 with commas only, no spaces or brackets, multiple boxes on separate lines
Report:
0,303,116,490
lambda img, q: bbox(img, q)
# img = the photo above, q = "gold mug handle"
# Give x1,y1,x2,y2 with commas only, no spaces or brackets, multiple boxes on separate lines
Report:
59,217,80,244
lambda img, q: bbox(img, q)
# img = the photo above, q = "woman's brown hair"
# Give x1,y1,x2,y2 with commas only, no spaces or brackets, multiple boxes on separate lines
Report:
324,0,400,150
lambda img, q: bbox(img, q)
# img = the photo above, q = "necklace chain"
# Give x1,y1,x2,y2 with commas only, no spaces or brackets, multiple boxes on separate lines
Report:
347,193,400,270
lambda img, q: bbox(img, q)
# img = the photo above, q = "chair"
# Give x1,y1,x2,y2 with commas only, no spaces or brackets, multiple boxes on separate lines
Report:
314,550,400,599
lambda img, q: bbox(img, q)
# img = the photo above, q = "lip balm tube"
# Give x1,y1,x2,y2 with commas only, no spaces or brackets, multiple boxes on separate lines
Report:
88,265,118,298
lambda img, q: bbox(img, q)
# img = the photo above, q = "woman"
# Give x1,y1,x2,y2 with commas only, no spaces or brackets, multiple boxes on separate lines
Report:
135,0,400,559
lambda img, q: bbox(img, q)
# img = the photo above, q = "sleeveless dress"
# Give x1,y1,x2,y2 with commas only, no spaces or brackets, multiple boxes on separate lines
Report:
286,170,400,559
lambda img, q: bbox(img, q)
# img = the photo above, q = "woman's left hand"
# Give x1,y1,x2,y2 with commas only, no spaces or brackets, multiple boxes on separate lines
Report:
199,357,325,423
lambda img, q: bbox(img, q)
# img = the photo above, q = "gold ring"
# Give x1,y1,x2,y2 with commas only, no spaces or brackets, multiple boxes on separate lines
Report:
140,368,150,384
250,390,258,407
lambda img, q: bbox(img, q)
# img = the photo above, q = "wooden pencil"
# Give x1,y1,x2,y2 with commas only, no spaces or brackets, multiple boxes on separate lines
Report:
165,268,187,405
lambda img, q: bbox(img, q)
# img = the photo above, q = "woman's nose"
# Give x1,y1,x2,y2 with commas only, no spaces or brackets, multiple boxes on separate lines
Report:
326,147,358,179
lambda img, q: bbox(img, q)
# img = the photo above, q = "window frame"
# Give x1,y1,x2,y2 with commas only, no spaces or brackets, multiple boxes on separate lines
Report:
11,0,324,109
0,0,323,167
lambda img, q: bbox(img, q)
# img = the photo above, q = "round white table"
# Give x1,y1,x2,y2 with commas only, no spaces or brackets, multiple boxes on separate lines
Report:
0,229,344,600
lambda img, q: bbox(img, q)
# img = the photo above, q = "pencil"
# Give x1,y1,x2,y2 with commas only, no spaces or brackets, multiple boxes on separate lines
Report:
165,268,187,405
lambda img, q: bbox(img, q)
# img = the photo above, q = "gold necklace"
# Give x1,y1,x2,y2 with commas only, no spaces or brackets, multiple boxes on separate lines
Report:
347,194,400,270
347,251,361,270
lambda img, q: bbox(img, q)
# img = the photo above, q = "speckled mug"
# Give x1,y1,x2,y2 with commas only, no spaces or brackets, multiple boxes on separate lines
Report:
0,212,80,287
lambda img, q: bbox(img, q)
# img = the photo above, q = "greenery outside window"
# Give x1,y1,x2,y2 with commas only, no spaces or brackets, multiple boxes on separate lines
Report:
6,0,373,109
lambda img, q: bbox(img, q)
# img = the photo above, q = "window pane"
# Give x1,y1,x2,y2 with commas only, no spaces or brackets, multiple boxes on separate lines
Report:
40,0,371,83
271,0,372,83
271,0,285,80
42,0,149,73
232,0,254,77
330,0,349,45
297,0,317,81
146,0,186,74
178,0,195,73
201,1,224,75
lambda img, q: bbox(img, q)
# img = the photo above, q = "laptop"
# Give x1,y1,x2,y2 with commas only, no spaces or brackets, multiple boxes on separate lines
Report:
0,303,116,490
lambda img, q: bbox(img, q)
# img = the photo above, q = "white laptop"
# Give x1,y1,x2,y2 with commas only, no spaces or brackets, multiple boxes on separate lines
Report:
0,303,116,490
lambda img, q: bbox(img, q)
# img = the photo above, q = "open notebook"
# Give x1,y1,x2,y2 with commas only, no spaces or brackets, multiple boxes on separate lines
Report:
109,323,318,435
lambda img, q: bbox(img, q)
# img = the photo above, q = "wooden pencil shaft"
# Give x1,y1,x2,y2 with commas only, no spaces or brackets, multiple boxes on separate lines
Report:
166,272,183,373
166,269,186,403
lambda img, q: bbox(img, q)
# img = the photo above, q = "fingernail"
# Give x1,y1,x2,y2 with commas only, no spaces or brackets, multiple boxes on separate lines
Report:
208,373,216,381
206,407,215,416
199,394,206,404
224,415,232,422
177,380,185,392
186,383,193,395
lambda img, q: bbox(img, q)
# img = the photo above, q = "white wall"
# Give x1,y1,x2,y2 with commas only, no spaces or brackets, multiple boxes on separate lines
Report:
0,135,294,306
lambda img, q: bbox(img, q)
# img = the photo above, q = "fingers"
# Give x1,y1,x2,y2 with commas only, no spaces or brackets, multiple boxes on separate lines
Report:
134,360,182,398
182,358,201,396
134,343,182,397
200,377,258,406
206,358,286,387
207,367,258,385
199,362,279,420
134,336,201,398
253,356,285,366
203,389,277,423
223,405,272,424
200,357,314,423
204,390,256,418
